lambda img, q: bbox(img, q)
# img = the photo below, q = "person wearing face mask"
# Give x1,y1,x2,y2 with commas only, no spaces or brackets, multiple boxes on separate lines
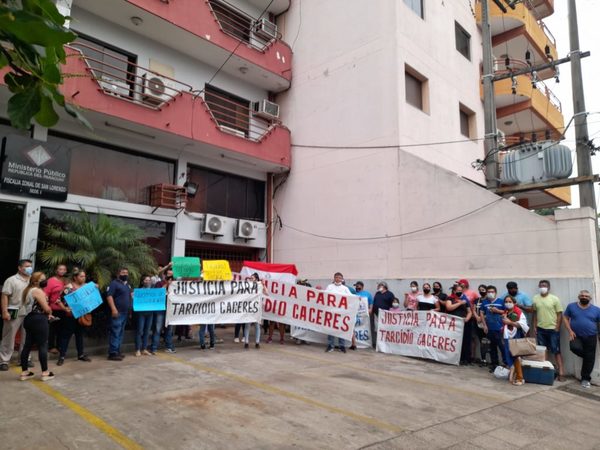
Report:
150,269,175,354
563,290,600,388
479,285,506,372
501,296,528,386
135,276,155,357
389,298,401,312
471,285,488,365
500,282,533,336
403,281,420,311
0,259,34,371
417,283,436,311
106,267,133,361
433,282,448,312
372,281,395,349
325,272,352,353
445,285,472,365
532,279,565,381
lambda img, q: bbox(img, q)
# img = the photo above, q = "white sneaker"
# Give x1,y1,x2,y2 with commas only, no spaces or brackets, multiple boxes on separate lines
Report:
165,348,177,354
234,338,240,343
135,350,141,357
581,380,591,389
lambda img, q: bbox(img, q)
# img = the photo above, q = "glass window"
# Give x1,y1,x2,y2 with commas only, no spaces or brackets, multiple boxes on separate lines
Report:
459,105,475,138
208,0,252,43
460,110,470,137
186,166,265,221
204,84,250,136
405,72,423,110
455,22,471,60
403,0,423,18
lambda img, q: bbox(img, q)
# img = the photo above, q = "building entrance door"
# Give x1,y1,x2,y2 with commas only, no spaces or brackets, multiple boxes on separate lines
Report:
0,202,24,286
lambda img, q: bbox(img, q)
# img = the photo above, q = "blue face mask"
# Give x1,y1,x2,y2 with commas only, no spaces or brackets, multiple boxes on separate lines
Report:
24,267,33,276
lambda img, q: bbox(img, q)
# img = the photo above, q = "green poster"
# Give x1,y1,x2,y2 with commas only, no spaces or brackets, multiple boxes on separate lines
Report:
172,257,201,279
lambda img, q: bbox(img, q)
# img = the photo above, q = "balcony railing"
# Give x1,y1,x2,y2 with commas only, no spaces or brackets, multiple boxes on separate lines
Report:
206,0,280,52
493,58,561,112
68,42,193,110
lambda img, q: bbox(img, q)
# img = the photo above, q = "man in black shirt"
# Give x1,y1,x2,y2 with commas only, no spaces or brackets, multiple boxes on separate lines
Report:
371,282,394,348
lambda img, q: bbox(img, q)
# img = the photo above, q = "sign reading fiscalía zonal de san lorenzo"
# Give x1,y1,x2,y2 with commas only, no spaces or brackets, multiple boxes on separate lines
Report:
1,135,70,201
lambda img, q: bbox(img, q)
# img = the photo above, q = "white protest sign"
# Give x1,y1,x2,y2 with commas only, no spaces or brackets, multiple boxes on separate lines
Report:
167,280,262,325
263,281,359,341
291,296,372,348
376,310,464,365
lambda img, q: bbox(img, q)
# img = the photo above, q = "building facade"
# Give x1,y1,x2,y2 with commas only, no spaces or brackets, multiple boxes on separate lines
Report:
0,0,292,283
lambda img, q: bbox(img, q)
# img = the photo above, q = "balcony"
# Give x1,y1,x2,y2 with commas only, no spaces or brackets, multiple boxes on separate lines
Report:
475,0,557,79
53,45,291,170
73,0,292,92
528,0,554,20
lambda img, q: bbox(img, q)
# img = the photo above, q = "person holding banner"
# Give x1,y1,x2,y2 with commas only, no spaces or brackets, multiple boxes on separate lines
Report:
403,281,420,311
19,272,55,381
243,273,264,349
106,268,133,361
325,272,351,353
417,283,437,311
134,276,154,357
151,269,176,354
57,269,92,366
372,282,394,349
445,285,472,365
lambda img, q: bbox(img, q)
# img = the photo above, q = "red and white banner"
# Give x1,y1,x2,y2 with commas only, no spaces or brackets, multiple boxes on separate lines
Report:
240,261,298,284
376,310,464,365
263,282,360,341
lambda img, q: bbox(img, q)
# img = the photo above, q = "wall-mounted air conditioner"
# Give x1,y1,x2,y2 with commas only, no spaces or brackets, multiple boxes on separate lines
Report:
253,99,280,120
98,76,130,97
219,125,246,138
253,18,278,40
141,73,172,105
234,219,259,240
202,214,226,236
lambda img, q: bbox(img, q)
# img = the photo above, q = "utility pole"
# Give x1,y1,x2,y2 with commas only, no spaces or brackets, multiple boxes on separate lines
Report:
568,0,596,211
481,0,499,189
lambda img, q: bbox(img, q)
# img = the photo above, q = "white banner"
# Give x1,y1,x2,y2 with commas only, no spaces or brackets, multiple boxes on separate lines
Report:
240,266,297,284
376,310,464,365
291,296,372,348
263,282,360,341
167,280,262,325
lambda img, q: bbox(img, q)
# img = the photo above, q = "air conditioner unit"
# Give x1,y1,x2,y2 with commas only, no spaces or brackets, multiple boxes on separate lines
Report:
253,99,280,120
219,125,246,138
203,214,226,236
253,18,278,40
98,76,130,97
141,73,171,105
235,219,259,240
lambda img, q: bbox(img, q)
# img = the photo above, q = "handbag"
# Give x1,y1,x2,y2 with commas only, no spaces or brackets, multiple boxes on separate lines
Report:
78,313,92,327
508,337,536,357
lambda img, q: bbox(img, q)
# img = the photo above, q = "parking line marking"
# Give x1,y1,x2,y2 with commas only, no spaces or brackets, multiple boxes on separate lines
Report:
13,369,143,450
158,353,404,434
268,347,508,403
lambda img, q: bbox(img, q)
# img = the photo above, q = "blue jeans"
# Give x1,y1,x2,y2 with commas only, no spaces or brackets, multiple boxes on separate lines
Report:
244,322,261,344
327,335,346,349
135,312,153,351
199,324,215,347
108,312,128,356
150,312,174,352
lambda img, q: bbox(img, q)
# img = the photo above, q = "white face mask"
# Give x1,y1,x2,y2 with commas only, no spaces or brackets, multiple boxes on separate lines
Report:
410,286,418,293
505,303,515,310
392,303,399,308
486,292,495,300
378,287,384,292
539,287,549,295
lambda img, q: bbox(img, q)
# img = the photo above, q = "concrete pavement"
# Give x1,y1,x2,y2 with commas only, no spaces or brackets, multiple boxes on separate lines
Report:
1,338,599,449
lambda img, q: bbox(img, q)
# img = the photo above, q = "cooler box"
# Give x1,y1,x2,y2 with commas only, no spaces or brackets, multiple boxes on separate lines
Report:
521,359,554,386
523,345,547,362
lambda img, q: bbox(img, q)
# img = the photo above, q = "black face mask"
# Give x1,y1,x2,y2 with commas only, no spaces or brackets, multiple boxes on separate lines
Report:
39,279,48,288
433,288,440,294
479,291,487,297
119,275,128,282
166,276,173,281
423,289,431,294
455,292,463,297
580,298,590,305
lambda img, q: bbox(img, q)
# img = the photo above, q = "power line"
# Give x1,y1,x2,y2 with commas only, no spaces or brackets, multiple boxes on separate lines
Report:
292,137,485,150
278,198,503,241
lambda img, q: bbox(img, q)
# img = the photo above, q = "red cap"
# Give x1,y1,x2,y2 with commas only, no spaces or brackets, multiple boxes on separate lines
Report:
457,279,469,288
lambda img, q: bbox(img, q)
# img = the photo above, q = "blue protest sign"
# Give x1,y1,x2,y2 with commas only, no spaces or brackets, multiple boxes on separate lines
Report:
64,282,103,319
133,288,166,312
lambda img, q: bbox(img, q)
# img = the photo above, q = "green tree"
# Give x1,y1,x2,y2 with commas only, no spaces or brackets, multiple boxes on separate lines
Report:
0,0,88,129
37,211,157,289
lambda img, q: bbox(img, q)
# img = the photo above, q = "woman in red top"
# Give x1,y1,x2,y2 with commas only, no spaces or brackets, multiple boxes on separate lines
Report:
43,264,67,354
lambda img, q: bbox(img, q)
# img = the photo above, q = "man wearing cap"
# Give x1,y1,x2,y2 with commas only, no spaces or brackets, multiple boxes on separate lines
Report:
372,281,395,349
325,272,352,353
457,279,478,304
500,282,533,336
350,282,373,350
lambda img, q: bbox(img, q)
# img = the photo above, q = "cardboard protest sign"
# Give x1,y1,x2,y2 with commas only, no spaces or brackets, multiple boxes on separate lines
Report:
133,288,166,312
64,282,103,319
263,282,360,341
167,280,262,325
291,295,372,348
202,260,233,281
172,257,201,279
376,310,464,365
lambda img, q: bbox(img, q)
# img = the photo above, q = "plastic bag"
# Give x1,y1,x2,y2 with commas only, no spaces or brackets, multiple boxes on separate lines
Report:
493,366,510,379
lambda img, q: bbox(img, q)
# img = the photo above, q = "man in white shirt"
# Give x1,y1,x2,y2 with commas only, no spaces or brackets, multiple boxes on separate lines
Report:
1,259,33,371
325,272,351,353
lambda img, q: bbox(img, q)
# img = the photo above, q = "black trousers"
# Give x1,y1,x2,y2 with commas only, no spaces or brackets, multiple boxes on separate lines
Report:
570,335,597,382
21,313,49,372
56,310,84,358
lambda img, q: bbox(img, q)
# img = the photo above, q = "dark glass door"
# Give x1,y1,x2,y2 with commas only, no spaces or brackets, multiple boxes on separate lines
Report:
0,202,24,286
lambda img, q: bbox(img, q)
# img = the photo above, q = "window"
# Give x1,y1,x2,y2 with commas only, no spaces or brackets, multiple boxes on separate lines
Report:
204,84,250,137
455,22,471,60
403,0,423,18
459,104,475,138
73,32,137,97
186,166,265,221
185,242,259,273
405,66,429,113
208,0,252,43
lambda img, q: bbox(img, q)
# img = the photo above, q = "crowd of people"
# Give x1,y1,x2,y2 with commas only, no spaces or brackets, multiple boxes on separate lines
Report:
1,260,599,389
